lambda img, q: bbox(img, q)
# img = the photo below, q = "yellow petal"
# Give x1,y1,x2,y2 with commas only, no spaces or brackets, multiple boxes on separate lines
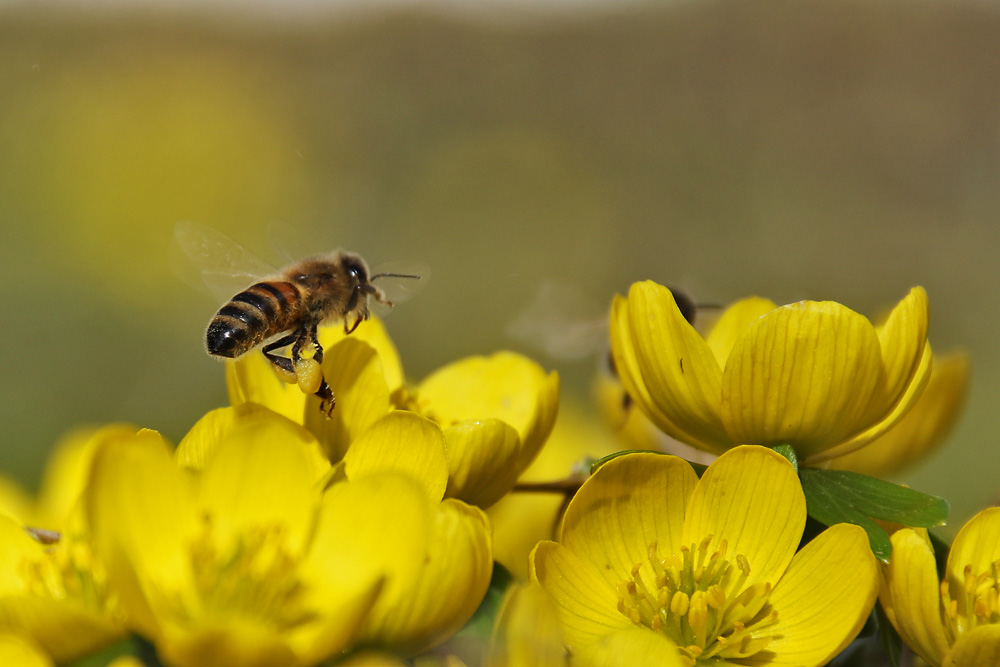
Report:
86,429,195,640
609,294,676,438
704,296,778,368
0,515,36,594
33,424,139,530
881,527,951,665
529,541,631,650
759,524,877,666
490,492,567,582
0,477,32,526
342,411,449,502
442,419,521,508
303,338,392,462
363,500,492,656
560,452,698,592
176,404,328,481
0,634,52,667
809,291,934,464
573,626,683,667
721,300,884,457
946,507,1000,592
826,351,969,475
811,341,934,464
485,583,565,667
417,352,559,471
197,421,321,558
108,658,147,667
317,316,405,392
158,627,300,667
682,446,804,590
226,352,307,424
945,624,1000,667
622,281,731,451
875,287,930,418
294,473,431,661
338,652,409,667
489,401,622,580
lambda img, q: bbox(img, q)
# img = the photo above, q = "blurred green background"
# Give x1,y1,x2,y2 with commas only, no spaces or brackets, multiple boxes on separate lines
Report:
1,1,997,534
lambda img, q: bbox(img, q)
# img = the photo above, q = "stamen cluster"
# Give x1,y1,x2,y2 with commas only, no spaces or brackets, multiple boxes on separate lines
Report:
616,536,778,665
940,559,1000,640
186,520,308,629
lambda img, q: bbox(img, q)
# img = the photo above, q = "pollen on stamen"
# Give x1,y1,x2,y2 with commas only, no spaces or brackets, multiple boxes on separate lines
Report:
671,591,690,616
614,540,780,663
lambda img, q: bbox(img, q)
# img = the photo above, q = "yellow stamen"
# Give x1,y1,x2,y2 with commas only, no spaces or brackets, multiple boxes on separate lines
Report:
615,540,778,664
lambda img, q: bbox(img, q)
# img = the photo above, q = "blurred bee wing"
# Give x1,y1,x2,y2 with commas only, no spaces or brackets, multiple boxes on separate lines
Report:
369,261,429,317
506,280,608,361
172,220,277,301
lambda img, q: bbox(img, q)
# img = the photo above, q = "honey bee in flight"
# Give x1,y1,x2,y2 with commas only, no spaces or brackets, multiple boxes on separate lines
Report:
175,221,421,416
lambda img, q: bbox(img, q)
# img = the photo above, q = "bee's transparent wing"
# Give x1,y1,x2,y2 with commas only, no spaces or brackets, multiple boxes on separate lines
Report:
506,280,608,361
369,260,429,317
172,220,278,302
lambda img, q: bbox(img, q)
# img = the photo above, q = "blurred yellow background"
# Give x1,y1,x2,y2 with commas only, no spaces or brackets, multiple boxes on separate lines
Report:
1,2,997,533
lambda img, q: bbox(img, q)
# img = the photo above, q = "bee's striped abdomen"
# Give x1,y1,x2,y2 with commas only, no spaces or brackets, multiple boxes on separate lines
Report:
206,282,301,358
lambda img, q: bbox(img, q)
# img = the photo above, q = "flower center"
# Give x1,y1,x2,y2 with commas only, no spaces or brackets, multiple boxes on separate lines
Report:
940,558,1000,640
616,536,779,666
21,530,118,618
183,517,312,630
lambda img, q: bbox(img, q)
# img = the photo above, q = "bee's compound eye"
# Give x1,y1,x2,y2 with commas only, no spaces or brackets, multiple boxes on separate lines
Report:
343,260,367,283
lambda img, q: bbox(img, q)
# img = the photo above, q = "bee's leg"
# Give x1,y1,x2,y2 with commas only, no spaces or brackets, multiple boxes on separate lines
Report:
262,332,298,375
307,322,325,363
345,315,364,335
305,321,334,416
316,380,335,417
289,326,310,365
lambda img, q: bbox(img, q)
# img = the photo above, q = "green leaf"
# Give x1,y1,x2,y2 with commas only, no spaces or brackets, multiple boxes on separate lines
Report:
801,469,948,527
770,444,798,472
799,468,949,563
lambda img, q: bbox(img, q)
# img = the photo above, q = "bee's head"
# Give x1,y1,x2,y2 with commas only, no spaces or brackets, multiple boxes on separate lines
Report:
339,253,371,287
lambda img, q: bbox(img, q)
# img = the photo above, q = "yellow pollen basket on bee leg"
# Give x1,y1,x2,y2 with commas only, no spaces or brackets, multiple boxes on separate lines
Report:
295,357,323,395
269,355,322,395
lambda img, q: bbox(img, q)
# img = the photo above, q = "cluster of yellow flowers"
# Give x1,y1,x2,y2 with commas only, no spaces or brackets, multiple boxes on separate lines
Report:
0,282,995,667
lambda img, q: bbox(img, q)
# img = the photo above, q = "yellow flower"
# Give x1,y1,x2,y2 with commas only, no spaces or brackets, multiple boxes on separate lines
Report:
594,363,720,466
308,349,559,509
227,317,404,424
0,477,31,526
0,515,125,663
228,317,558,508
826,351,970,476
174,403,329,481
84,418,431,667
0,634,52,667
531,446,878,666
485,582,568,667
880,507,1000,666
487,582,684,667
0,426,135,663
407,351,560,508
0,424,139,529
335,411,494,656
488,401,620,580
610,282,931,464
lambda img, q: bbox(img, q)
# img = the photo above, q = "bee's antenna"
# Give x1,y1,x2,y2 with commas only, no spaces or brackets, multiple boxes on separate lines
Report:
370,272,421,281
